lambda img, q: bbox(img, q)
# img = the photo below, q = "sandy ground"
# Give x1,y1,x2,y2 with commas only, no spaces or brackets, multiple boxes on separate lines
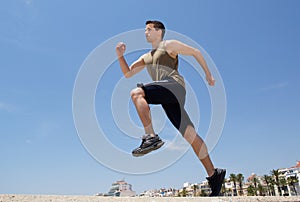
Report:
0,195,299,202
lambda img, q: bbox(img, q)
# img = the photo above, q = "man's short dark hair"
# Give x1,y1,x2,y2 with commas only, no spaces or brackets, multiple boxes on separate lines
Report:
146,20,165,39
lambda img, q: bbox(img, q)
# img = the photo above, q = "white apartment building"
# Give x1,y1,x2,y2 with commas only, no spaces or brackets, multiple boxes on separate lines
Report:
278,161,300,196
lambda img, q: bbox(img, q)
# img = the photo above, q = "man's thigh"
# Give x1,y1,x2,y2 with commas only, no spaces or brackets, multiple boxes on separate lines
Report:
139,80,185,105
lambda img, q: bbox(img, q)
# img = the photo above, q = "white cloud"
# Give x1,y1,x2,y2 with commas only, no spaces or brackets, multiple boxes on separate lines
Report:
25,121,59,144
25,0,33,5
36,121,58,138
164,138,190,152
0,102,15,112
0,102,5,109
25,139,32,144
260,81,288,91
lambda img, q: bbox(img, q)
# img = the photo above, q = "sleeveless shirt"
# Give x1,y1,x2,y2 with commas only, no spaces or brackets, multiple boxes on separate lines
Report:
143,41,185,88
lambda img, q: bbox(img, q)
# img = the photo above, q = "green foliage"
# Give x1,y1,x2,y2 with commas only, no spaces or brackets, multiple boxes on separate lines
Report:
247,185,256,196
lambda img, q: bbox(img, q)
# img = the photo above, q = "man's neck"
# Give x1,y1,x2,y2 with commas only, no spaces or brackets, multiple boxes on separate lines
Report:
151,39,163,49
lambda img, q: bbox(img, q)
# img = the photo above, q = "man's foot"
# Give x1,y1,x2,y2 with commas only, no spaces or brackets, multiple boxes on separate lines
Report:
206,168,226,197
132,134,164,157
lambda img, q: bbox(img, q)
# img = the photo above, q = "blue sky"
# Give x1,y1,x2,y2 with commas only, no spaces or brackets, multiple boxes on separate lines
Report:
1,0,300,195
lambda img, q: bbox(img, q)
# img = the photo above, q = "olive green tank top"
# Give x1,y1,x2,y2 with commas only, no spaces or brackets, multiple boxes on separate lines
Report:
143,41,185,88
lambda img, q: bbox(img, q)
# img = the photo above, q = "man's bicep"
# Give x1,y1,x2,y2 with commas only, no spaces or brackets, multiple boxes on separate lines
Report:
127,55,146,77
129,55,146,70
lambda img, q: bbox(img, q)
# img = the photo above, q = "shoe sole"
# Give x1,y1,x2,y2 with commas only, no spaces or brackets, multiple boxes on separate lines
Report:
132,141,165,157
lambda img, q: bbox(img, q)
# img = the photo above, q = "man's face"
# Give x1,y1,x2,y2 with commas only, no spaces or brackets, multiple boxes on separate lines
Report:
145,24,161,42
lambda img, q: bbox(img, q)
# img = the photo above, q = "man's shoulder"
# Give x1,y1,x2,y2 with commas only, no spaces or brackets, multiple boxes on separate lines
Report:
164,40,182,50
140,52,152,64
164,39,180,46
140,51,151,58
163,40,181,57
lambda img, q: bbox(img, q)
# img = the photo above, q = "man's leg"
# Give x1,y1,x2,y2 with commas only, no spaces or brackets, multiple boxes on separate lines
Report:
183,125,226,196
162,103,215,176
130,87,164,157
183,125,215,177
130,87,155,136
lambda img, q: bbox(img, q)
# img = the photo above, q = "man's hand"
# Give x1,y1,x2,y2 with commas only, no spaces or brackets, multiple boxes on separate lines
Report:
116,42,126,58
206,74,215,86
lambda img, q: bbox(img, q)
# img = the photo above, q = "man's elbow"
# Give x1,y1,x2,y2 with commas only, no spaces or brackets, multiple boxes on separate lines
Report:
124,72,132,78
193,49,202,57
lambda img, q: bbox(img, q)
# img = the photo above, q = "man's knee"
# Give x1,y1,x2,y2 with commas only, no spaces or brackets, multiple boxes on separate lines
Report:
130,87,145,101
183,125,197,142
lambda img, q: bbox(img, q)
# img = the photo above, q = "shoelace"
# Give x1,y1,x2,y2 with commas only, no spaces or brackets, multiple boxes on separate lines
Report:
139,139,146,146
141,134,149,140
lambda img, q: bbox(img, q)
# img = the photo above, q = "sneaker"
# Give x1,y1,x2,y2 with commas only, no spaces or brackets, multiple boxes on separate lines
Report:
132,134,164,157
206,168,226,197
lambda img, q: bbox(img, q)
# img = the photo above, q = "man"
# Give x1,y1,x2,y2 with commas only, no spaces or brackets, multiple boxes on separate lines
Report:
116,20,225,196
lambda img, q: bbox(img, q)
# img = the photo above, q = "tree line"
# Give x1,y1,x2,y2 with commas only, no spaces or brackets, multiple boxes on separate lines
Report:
225,169,299,196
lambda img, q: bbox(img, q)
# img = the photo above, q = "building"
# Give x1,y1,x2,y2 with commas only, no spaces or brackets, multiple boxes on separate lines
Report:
139,188,177,197
278,161,300,196
177,181,211,197
243,162,300,196
138,161,300,197
105,180,136,197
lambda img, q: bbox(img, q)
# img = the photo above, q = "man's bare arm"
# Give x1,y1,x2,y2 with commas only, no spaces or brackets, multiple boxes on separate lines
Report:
116,42,146,78
165,40,215,86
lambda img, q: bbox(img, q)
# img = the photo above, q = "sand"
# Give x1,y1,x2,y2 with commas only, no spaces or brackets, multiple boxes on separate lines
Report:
1,195,300,202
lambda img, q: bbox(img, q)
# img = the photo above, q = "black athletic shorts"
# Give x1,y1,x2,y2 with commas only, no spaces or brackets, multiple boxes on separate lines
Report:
137,79,194,136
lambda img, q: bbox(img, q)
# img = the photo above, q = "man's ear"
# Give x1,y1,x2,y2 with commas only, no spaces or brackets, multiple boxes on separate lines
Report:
158,29,163,39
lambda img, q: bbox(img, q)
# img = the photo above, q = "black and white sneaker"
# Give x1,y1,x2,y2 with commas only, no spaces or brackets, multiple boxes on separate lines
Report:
132,134,164,157
207,168,226,197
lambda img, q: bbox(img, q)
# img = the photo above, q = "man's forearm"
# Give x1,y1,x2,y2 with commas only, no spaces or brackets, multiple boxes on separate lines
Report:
118,56,130,77
194,50,211,76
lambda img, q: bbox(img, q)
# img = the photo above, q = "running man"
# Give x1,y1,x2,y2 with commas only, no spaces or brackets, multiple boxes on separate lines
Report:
116,20,225,196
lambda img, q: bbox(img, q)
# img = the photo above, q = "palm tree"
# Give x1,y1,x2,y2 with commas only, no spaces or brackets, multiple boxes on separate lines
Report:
181,187,187,197
236,173,244,196
287,175,299,196
280,177,288,196
192,184,198,197
271,169,282,196
269,177,276,196
247,173,258,196
257,183,266,196
263,175,271,196
229,173,237,196
253,176,258,196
